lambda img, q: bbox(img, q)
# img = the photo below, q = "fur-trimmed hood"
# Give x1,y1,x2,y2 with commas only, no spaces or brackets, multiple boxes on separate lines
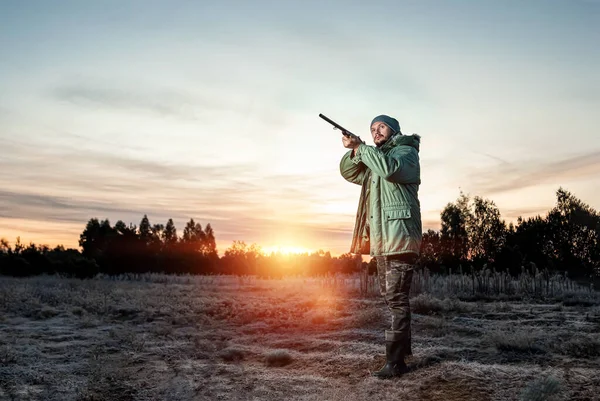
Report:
382,133,421,152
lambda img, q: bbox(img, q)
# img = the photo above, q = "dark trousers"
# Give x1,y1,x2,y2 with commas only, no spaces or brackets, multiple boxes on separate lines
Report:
376,254,415,353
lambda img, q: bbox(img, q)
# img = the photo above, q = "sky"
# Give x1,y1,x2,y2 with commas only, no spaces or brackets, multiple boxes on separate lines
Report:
0,0,599,255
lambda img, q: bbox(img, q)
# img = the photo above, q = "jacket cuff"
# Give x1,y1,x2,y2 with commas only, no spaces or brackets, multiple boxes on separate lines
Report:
351,145,364,164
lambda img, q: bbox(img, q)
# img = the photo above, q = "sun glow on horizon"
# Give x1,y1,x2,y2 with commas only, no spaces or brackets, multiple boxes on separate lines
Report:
261,245,314,256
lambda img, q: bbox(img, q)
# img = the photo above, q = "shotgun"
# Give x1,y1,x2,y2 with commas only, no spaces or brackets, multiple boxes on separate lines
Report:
319,113,363,142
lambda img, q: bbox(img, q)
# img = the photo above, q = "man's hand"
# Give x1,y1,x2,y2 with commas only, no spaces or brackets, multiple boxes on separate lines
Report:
342,132,363,150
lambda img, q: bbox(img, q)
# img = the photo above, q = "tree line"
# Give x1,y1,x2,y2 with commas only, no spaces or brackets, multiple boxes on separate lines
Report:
0,214,363,278
420,188,599,280
0,188,598,280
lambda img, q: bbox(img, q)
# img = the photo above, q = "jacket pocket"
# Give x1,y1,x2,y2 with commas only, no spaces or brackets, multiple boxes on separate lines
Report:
385,207,411,220
383,204,411,220
382,206,411,253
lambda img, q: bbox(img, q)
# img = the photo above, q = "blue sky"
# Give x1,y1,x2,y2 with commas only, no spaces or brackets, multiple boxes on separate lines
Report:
1,0,599,254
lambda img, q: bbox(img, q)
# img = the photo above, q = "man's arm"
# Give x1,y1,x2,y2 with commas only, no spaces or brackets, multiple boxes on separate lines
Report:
353,144,420,184
340,149,367,185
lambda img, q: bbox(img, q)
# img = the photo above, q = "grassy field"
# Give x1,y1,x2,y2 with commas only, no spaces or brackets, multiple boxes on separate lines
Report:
1,274,599,401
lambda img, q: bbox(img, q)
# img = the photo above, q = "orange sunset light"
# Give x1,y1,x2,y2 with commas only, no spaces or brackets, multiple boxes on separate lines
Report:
261,245,314,256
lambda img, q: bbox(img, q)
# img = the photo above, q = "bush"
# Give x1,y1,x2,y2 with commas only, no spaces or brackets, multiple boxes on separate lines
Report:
520,375,562,401
411,294,445,314
265,349,293,367
218,347,245,362
33,306,60,320
557,336,600,358
489,331,546,354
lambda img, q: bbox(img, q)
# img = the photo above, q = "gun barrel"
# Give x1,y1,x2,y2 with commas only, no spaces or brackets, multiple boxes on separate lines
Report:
318,113,355,137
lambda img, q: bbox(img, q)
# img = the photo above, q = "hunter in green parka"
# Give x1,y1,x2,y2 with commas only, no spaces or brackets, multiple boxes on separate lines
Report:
339,133,422,257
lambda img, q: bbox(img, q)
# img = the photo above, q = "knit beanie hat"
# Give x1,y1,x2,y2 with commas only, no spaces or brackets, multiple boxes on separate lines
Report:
370,115,400,134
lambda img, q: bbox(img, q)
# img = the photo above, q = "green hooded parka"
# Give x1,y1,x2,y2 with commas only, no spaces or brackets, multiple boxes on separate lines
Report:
339,133,422,257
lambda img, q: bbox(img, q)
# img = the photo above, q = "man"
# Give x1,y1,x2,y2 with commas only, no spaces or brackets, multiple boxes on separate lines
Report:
339,114,422,378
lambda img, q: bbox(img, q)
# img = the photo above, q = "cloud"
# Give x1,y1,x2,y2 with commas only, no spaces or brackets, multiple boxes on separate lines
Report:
501,206,551,221
0,185,356,252
52,84,201,119
468,149,600,195
0,136,356,251
0,189,142,224
474,152,511,166
49,81,291,126
0,138,258,186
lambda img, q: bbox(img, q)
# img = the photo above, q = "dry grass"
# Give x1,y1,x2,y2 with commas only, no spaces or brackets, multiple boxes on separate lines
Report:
520,375,562,401
411,293,475,315
0,274,599,400
487,330,547,355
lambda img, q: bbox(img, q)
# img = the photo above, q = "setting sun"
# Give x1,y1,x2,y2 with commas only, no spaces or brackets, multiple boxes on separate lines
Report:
261,245,314,256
